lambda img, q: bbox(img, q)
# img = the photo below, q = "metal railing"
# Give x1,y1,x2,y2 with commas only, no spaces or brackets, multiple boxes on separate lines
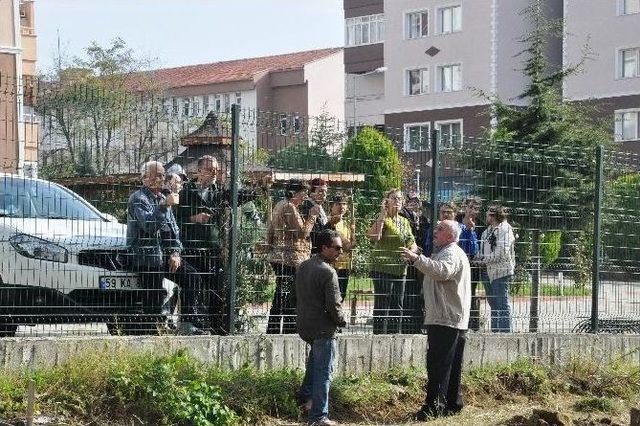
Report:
0,77,638,337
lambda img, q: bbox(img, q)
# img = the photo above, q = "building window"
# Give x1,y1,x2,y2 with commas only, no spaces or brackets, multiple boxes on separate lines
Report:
202,96,210,113
235,92,242,106
224,94,231,112
172,98,179,116
192,97,200,117
619,0,640,15
437,64,462,92
619,48,639,78
345,14,385,47
214,95,221,112
406,10,429,39
435,119,463,149
615,110,639,141
279,114,288,135
403,122,431,152
438,5,462,34
293,115,302,134
407,68,429,95
182,98,190,117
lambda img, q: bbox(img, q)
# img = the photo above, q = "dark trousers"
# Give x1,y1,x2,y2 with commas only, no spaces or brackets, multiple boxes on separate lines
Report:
336,269,350,303
183,250,224,333
136,259,208,327
469,265,481,331
424,325,466,415
371,271,406,334
267,263,297,334
402,266,424,334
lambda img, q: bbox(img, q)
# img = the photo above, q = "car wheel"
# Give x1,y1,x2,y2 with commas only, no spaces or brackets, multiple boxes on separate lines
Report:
0,324,18,337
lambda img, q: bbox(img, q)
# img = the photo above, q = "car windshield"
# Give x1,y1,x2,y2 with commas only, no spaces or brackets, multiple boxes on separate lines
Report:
0,176,103,220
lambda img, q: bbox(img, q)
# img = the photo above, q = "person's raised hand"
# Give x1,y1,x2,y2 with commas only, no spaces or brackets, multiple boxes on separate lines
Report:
400,246,418,263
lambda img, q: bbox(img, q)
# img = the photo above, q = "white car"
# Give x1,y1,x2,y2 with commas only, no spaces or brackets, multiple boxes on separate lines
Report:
0,173,176,336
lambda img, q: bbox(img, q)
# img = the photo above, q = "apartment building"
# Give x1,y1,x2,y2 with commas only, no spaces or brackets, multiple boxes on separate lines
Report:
0,0,37,176
344,0,564,153
132,48,344,151
563,0,640,152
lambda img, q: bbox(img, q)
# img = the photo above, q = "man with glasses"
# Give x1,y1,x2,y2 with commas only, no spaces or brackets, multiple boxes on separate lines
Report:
296,229,346,426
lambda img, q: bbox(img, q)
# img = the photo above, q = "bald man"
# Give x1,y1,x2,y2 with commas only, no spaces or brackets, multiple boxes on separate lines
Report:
401,219,471,421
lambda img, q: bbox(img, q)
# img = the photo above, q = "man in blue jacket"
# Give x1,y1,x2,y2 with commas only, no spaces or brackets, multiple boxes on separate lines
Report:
127,161,207,334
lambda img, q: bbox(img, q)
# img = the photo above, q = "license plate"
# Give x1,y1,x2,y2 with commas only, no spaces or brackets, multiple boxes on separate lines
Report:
99,276,139,290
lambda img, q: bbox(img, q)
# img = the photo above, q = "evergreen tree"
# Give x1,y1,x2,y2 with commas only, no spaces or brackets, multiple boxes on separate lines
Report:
463,0,612,231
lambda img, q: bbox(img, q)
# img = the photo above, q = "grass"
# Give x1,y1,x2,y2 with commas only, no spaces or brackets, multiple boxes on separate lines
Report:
0,350,638,425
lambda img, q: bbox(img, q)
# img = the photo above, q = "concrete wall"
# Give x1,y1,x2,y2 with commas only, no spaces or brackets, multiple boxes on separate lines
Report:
0,0,16,47
1,334,638,374
305,51,345,121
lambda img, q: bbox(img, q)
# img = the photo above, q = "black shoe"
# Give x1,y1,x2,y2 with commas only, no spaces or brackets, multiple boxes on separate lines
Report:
414,405,439,421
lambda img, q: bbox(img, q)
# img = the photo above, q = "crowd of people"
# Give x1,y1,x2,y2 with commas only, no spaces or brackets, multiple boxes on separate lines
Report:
125,157,518,423
125,157,517,338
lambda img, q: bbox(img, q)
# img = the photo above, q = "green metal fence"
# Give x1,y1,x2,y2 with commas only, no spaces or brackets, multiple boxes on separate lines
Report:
0,76,638,337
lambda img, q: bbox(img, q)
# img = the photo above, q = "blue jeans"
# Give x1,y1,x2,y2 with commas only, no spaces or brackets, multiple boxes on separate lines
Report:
299,337,337,422
484,275,513,332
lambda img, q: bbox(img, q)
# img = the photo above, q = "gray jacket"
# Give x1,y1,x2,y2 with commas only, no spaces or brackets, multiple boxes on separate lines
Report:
296,254,346,343
414,242,471,330
126,186,182,270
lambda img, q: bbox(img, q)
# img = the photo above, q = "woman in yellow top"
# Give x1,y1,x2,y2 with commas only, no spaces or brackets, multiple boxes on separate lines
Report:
368,188,418,334
328,194,356,302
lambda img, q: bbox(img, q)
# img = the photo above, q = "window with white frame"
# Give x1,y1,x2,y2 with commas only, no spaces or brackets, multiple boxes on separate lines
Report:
406,10,429,39
214,95,221,112
436,119,463,149
192,97,200,117
182,98,190,117
407,68,429,95
202,95,210,113
279,113,288,135
403,122,431,152
224,94,231,112
172,98,179,116
437,64,462,92
345,14,385,47
235,92,242,106
619,48,639,78
293,115,302,134
619,0,640,15
614,110,639,141
438,5,462,34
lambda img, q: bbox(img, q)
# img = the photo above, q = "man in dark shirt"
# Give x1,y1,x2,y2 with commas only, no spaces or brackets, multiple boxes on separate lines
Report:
296,229,346,426
299,178,331,254
126,161,207,334
175,155,265,334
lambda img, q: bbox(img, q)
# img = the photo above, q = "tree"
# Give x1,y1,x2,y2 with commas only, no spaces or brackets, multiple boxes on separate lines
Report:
38,38,174,178
339,127,403,214
460,1,612,230
267,109,343,172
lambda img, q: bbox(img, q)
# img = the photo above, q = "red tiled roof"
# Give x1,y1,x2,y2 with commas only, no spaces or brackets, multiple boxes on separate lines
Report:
128,48,341,90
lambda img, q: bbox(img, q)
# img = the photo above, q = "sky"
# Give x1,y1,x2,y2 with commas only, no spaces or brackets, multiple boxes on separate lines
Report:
36,0,345,73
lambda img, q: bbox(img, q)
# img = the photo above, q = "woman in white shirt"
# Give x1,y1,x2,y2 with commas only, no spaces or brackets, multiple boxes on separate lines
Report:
477,205,515,332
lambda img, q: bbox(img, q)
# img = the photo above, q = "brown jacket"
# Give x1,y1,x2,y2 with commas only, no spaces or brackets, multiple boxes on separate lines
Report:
296,254,346,343
266,199,316,267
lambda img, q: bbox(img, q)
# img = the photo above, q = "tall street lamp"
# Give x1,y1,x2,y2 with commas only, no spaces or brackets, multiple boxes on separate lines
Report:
352,66,386,136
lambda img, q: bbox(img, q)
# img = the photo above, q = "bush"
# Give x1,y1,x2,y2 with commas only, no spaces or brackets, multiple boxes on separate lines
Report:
340,127,403,216
540,231,562,267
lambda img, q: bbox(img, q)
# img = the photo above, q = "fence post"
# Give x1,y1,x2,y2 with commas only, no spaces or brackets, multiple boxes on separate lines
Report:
226,104,240,334
529,230,540,332
591,145,604,333
430,129,439,228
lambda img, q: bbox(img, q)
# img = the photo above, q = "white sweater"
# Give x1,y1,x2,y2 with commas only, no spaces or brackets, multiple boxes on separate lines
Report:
478,221,516,282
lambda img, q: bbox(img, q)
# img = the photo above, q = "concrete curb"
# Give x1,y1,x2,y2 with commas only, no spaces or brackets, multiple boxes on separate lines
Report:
0,333,638,374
